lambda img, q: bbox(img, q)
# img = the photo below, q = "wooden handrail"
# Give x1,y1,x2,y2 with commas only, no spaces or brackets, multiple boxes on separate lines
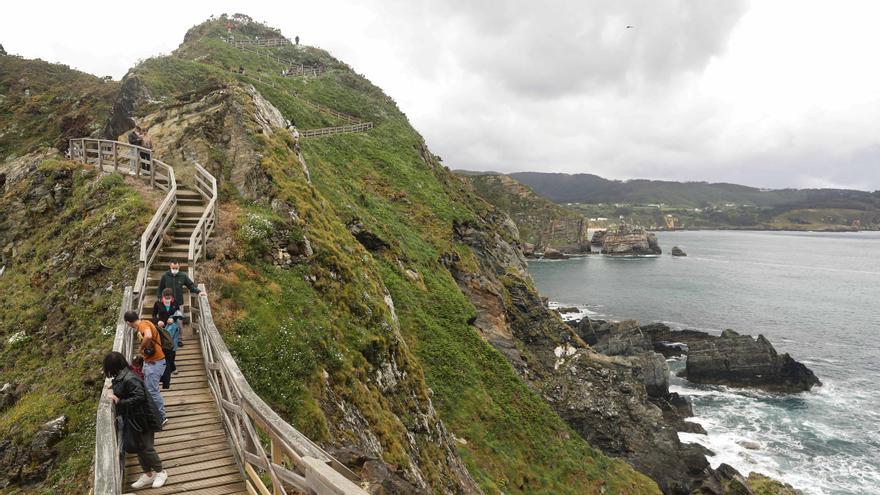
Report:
77,88,373,495
70,138,178,494
187,162,218,282
94,287,134,495
224,38,324,77
194,287,367,495
301,122,374,138
231,37,291,48
69,138,177,311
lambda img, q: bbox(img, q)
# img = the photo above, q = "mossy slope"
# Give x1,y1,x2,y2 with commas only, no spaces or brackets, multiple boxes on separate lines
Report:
120,17,658,494
0,158,150,493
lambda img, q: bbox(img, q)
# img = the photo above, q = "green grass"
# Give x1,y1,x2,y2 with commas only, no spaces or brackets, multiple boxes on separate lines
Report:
138,25,659,491
0,57,117,158
0,159,150,493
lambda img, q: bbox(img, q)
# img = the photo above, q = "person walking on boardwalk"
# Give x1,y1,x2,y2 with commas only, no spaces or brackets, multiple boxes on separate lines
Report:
152,288,182,388
124,310,167,425
103,351,169,489
156,261,201,347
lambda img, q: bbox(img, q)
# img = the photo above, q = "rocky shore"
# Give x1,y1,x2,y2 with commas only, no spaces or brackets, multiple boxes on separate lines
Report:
562,315,817,493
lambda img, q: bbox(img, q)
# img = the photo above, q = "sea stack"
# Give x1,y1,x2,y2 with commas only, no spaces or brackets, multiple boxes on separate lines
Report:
601,223,662,255
671,246,687,256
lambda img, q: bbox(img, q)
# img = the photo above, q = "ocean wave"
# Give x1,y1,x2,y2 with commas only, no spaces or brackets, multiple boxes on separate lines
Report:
674,374,880,494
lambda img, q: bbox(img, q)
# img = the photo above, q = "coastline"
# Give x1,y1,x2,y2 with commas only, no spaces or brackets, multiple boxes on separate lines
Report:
529,232,880,495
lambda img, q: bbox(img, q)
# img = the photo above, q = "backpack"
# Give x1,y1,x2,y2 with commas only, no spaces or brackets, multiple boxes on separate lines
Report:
156,325,174,354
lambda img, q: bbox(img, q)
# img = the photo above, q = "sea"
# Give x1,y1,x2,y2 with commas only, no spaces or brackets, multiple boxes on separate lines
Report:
527,231,880,495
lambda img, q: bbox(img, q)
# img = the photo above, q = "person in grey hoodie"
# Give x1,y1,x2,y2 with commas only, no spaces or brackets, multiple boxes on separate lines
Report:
156,261,201,347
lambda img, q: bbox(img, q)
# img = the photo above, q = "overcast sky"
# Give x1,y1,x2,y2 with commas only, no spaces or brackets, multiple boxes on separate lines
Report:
3,0,880,190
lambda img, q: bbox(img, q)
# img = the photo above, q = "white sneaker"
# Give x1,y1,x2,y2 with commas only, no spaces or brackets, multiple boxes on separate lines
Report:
131,473,155,488
152,470,169,488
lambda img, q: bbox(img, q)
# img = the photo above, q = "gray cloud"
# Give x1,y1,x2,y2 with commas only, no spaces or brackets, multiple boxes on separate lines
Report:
3,1,879,190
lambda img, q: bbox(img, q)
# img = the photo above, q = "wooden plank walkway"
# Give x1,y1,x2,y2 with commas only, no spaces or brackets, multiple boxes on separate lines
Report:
124,186,246,495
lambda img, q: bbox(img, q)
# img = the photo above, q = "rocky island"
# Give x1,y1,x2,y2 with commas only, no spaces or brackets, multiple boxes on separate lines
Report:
601,223,662,255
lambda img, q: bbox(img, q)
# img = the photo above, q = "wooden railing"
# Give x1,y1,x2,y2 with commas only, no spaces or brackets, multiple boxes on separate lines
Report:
301,122,374,138
194,287,367,495
187,163,218,283
93,288,135,495
231,37,291,48
70,138,178,494
69,139,177,312
225,39,324,78
79,138,365,494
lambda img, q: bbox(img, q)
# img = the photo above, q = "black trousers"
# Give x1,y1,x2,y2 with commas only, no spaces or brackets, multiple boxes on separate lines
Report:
160,350,176,389
137,430,162,473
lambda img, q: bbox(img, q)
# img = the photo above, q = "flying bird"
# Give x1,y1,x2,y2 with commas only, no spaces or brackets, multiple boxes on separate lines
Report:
626,25,634,29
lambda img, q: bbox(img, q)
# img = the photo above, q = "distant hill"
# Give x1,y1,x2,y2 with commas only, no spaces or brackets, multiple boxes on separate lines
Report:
498,171,880,230
508,172,878,208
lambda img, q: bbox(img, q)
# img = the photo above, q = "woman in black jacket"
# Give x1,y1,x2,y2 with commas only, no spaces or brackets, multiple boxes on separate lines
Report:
103,351,169,489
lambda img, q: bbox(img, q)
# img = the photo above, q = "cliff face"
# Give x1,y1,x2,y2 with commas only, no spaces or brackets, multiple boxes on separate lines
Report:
459,173,590,254
98,16,657,494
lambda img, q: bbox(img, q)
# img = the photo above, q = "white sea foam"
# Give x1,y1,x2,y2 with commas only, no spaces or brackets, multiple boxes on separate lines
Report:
547,301,599,322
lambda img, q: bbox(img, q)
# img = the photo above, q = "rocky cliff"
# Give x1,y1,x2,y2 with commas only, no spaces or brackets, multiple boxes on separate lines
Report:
0,15,799,495
83,15,658,495
457,172,590,254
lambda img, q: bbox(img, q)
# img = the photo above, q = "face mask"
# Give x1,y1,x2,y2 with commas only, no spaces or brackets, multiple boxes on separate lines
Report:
171,268,179,275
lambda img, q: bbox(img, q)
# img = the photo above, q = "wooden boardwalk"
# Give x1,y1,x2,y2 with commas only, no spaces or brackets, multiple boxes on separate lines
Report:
76,138,367,495
125,186,247,494
123,339,246,494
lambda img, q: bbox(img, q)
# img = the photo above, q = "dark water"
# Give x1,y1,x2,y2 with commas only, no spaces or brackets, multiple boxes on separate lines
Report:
528,231,880,495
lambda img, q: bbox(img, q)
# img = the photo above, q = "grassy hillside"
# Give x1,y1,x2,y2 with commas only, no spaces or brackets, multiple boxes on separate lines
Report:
458,173,589,252
507,172,880,230
122,16,658,493
0,158,150,493
0,55,118,158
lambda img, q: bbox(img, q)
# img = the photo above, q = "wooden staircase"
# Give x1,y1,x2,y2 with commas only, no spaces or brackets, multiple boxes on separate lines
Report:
127,185,247,494
77,138,367,495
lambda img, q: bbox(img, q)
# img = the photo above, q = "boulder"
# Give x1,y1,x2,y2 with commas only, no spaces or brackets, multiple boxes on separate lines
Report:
521,242,536,257
556,306,580,314
0,382,23,413
541,248,568,259
682,330,821,392
671,246,687,256
590,229,606,246
576,318,653,356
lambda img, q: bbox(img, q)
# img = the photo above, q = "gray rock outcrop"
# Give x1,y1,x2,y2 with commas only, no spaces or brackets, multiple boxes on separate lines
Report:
671,246,687,256
682,330,821,392
601,224,662,255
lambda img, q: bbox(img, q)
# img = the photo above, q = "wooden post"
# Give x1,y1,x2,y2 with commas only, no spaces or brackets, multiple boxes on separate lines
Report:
271,437,283,495
113,142,118,173
97,141,104,168
202,220,208,261
149,152,155,188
